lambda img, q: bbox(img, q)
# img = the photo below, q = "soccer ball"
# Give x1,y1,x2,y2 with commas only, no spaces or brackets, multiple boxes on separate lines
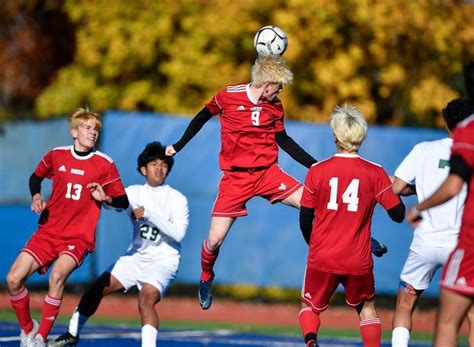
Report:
253,25,288,56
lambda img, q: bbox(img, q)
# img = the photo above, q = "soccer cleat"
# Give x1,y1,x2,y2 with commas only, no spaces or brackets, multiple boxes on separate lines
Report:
198,277,214,310
20,319,39,347
307,341,319,347
31,334,46,347
371,238,388,257
47,332,79,346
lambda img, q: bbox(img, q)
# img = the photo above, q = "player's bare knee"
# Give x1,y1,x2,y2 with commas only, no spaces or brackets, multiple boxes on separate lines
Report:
398,282,421,308
138,291,160,309
6,270,24,292
49,270,67,288
206,237,222,251
357,300,378,320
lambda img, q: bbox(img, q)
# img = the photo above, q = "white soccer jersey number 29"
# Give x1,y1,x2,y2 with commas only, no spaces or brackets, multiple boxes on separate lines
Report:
251,111,260,126
327,177,360,212
65,182,82,200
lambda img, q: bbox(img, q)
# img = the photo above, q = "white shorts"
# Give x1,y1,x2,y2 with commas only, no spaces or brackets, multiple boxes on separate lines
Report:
107,253,179,297
400,244,454,290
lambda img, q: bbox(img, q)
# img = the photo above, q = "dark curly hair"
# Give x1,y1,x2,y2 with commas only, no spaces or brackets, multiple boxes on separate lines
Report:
137,141,174,174
442,98,474,131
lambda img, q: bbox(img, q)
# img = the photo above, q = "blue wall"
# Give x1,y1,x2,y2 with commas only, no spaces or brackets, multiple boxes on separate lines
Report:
0,112,446,296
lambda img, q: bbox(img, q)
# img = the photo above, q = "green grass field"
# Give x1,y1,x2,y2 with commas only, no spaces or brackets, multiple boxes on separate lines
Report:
0,308,438,343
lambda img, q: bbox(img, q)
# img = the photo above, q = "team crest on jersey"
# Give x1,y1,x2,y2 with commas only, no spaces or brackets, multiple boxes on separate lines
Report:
58,165,66,172
70,168,84,176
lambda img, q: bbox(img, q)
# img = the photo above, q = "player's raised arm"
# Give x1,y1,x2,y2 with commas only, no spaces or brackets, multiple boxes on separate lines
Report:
276,129,317,168
169,107,213,154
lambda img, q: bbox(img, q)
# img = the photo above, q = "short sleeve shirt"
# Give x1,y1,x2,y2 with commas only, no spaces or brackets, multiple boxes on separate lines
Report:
205,83,285,170
301,154,401,275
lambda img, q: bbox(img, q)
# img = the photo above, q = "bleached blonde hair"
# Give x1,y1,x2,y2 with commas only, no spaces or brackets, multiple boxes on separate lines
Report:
251,55,294,87
68,108,102,131
330,104,368,152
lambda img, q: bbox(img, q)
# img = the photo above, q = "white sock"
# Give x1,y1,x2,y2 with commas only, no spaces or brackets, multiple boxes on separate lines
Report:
142,324,158,347
392,326,410,347
68,308,90,337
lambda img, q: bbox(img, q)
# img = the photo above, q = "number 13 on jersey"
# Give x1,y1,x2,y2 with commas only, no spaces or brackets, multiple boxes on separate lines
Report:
327,177,360,212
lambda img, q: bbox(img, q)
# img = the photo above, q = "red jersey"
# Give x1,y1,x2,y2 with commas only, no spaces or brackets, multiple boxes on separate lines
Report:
34,146,126,250
301,154,401,275
451,115,474,250
205,83,285,170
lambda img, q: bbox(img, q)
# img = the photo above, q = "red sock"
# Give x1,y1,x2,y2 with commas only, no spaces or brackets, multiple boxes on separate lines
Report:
360,318,381,347
37,295,62,341
10,288,33,333
299,307,320,345
201,240,219,281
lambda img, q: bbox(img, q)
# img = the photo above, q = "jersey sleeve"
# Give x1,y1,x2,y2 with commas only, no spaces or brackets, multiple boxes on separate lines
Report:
204,89,224,116
394,144,420,184
452,125,474,169
34,150,54,179
375,167,401,210
300,167,317,208
125,185,140,212
102,162,126,198
273,100,285,132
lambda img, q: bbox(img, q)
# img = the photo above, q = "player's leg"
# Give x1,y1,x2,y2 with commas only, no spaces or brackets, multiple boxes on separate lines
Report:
34,254,77,343
433,288,472,347
50,259,128,346
391,287,419,347
345,271,380,347
281,185,303,208
466,304,474,347
6,252,40,345
199,216,236,310
138,284,161,347
356,299,381,347
299,267,339,347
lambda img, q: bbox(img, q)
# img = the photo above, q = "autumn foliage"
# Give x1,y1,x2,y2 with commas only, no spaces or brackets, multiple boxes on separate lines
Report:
1,0,473,127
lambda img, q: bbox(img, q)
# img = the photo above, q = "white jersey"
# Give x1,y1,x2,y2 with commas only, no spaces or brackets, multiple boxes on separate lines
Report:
124,183,189,259
395,138,466,248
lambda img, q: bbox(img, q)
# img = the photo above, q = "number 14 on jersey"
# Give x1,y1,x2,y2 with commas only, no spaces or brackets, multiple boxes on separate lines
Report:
327,177,360,212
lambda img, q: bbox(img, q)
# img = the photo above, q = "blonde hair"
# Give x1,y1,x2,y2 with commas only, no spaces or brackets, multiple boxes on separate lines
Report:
329,105,368,152
251,55,293,87
68,108,102,131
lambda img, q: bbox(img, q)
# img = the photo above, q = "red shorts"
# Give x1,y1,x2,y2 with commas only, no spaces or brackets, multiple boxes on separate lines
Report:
212,163,301,217
21,231,91,274
441,247,474,296
301,266,375,313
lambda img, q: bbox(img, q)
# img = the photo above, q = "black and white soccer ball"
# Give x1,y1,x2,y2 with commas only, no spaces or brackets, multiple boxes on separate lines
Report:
253,25,288,56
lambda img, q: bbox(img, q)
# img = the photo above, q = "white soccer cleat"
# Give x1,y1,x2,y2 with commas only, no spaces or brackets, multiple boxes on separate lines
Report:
30,334,46,347
20,319,39,347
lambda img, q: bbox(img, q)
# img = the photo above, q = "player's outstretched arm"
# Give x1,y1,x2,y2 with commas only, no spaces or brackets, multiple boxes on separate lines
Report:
275,130,317,168
87,182,129,208
392,177,416,196
171,107,213,153
407,174,464,227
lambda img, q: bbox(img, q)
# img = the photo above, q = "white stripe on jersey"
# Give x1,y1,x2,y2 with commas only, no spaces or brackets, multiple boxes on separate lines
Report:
458,114,474,128
453,142,474,152
94,151,114,163
226,84,247,93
